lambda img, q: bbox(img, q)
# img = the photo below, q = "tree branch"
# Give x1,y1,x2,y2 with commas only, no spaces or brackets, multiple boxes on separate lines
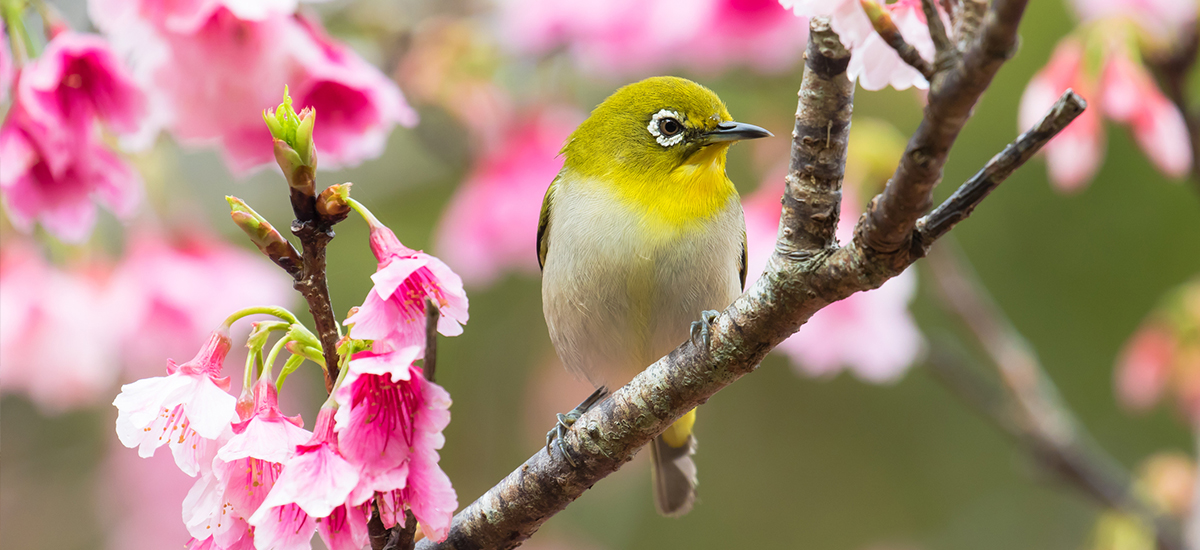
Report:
858,0,1026,259
419,6,1052,547
925,244,1184,550
864,0,936,80
917,89,1086,244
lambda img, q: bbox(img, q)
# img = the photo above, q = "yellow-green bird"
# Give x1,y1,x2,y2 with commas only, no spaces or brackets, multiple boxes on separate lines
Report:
538,76,771,516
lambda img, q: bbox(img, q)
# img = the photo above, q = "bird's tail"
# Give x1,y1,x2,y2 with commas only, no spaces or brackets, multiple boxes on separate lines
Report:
650,408,698,517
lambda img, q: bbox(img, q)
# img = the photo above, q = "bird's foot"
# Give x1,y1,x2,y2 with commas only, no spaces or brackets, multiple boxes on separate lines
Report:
546,386,608,467
690,310,720,352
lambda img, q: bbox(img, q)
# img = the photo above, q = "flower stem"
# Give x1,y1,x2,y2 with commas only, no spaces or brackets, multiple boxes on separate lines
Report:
346,198,382,228
222,306,300,329
262,335,294,381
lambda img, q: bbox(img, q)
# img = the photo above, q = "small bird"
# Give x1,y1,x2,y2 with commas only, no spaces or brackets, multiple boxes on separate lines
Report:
538,76,771,516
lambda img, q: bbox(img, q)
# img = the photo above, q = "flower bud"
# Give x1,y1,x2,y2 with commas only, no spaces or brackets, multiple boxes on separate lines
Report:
226,196,302,274
264,87,318,199
316,183,352,220
860,0,899,38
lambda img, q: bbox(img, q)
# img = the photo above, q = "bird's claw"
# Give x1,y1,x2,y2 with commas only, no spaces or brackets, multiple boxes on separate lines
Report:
690,310,720,351
545,386,608,468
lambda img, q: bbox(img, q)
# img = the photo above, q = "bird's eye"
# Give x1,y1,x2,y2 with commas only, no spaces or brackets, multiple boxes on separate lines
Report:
648,109,686,147
659,118,681,137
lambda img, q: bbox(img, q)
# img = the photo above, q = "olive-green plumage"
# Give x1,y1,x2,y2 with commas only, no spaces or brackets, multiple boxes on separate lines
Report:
539,76,770,517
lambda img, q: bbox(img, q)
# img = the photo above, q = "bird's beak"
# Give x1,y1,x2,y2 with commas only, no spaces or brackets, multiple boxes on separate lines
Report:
701,121,773,144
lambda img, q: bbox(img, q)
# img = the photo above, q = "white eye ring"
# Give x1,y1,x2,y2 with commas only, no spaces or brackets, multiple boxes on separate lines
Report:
648,109,685,147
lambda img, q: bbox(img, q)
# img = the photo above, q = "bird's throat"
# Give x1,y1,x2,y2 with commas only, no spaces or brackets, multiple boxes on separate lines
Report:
613,144,737,232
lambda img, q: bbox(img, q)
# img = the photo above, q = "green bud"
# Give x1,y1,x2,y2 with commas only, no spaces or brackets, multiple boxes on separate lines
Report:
226,196,302,273
263,86,317,169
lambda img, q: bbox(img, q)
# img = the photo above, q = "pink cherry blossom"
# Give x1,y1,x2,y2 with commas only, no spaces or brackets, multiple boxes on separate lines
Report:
113,329,238,473
316,501,371,550
497,0,808,76
333,346,423,481
0,93,142,243
0,241,123,412
249,406,362,550
434,108,580,287
344,222,469,351
108,229,294,379
1101,51,1192,178
90,0,416,175
1019,38,1104,192
1116,322,1175,412
185,380,310,547
334,345,456,540
781,0,940,90
743,181,923,382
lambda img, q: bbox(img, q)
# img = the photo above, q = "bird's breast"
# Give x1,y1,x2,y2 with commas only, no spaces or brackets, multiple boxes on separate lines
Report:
541,175,744,387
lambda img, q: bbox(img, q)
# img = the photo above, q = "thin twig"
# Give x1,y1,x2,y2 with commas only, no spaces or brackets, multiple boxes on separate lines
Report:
926,243,1184,550
858,0,1027,262
424,298,439,383
917,89,1086,244
864,0,936,80
921,0,956,71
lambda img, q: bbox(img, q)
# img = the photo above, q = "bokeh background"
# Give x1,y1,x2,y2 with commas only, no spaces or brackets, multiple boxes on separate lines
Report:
3,1,1200,549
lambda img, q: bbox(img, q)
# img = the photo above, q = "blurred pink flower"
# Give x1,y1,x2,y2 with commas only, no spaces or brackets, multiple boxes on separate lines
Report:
1018,38,1104,192
287,13,418,168
0,242,123,411
1114,279,1200,428
1020,37,1191,191
497,0,808,76
434,108,580,287
743,181,923,382
1070,0,1197,36
249,406,361,549
1100,50,1192,178
18,31,146,138
1116,322,1174,412
334,345,456,541
0,31,146,242
102,443,196,550
90,0,416,175
781,0,940,90
1,88,142,242
109,229,294,379
344,221,469,351
113,328,239,473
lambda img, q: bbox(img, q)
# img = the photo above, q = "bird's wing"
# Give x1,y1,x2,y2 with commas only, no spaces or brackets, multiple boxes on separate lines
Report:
537,177,558,270
739,229,747,291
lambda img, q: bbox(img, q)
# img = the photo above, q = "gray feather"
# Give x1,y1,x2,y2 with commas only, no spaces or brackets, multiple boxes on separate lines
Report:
650,433,698,517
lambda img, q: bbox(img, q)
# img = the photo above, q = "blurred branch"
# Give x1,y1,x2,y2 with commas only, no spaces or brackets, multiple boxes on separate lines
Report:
925,243,1184,550
1145,22,1200,195
419,7,1058,548
917,90,1086,243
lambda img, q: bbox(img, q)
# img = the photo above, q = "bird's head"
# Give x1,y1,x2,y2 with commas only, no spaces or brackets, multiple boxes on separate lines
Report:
561,76,772,181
